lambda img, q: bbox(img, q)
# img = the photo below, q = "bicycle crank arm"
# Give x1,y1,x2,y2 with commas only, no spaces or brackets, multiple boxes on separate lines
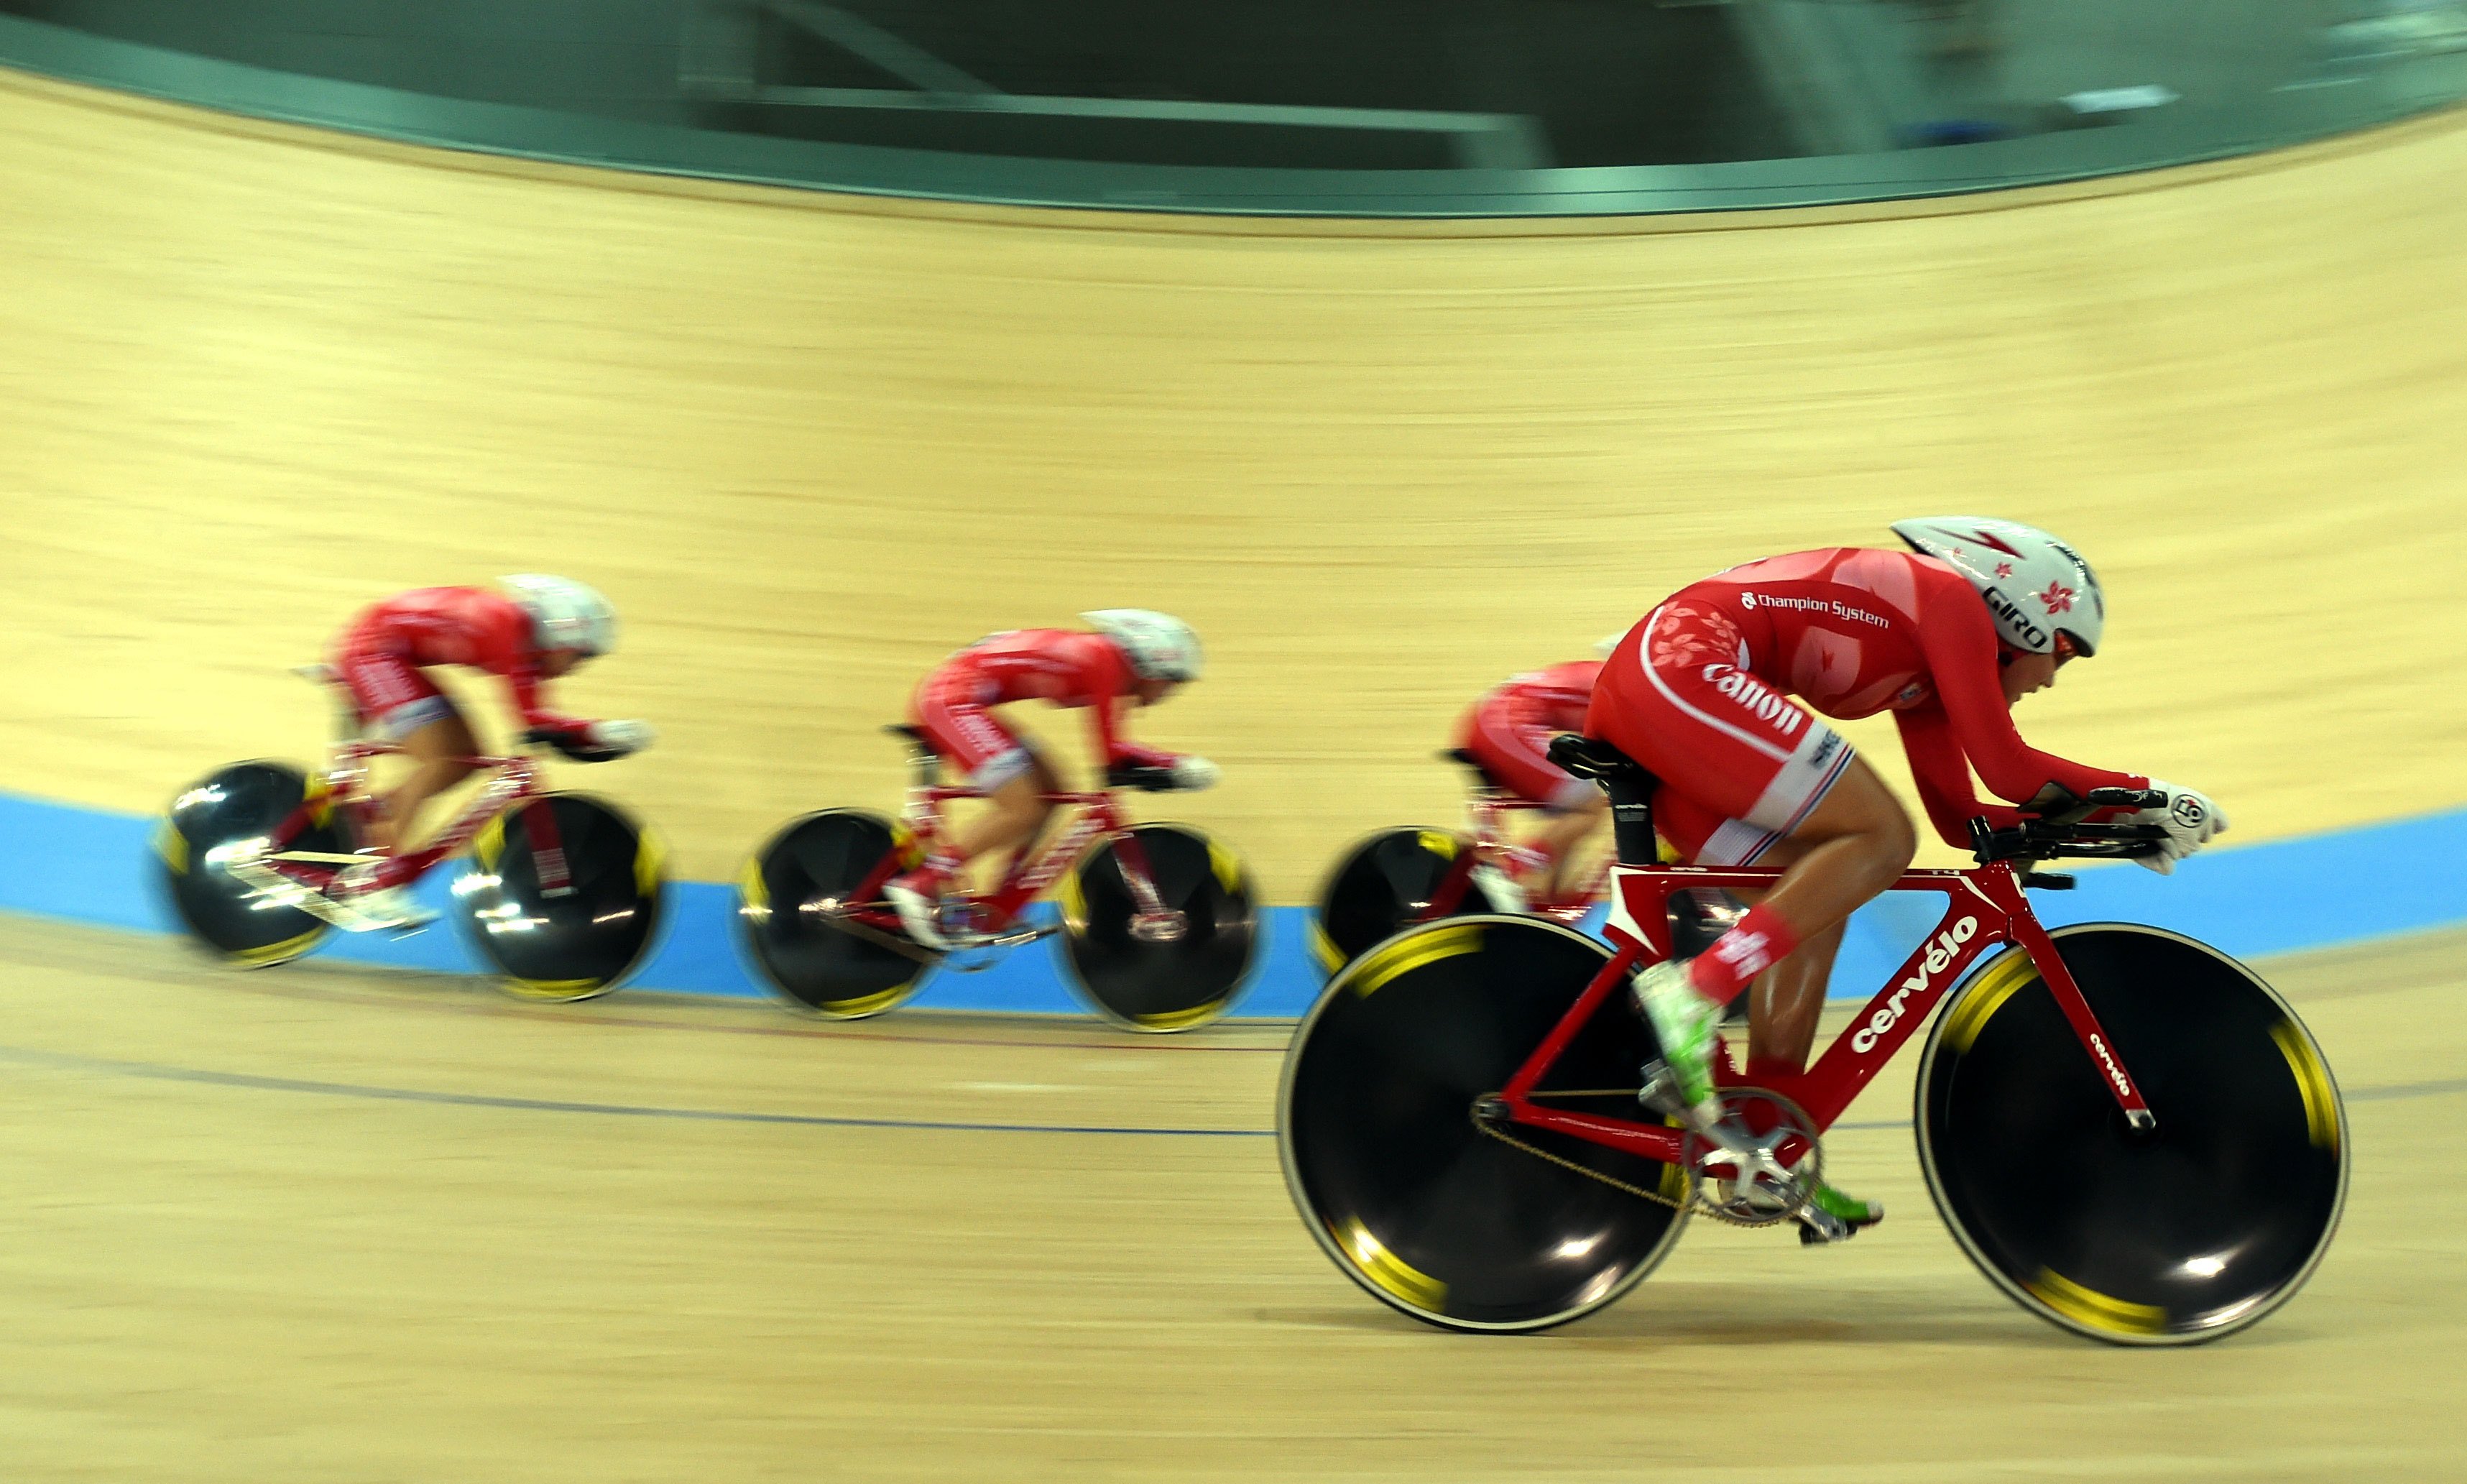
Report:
223,857,403,935
824,911,954,966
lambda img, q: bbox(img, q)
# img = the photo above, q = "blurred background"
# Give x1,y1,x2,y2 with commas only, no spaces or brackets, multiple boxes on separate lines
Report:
6,0,2466,172
4,0,2465,1002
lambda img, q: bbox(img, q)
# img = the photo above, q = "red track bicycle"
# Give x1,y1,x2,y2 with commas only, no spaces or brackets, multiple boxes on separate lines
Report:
737,726,1259,1031
1280,735,2346,1345
155,670,665,1000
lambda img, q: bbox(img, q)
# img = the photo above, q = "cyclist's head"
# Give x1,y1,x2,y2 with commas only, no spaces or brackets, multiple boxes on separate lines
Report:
1081,609,1203,685
1890,517,2104,658
502,574,617,660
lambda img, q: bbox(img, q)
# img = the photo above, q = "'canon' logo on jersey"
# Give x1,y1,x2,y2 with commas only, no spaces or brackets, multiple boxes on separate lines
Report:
1851,916,1978,1052
1700,664,1806,738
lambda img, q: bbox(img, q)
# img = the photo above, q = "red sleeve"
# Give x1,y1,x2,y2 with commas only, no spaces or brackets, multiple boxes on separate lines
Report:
474,599,586,737
1077,641,1172,770
1892,703,2020,849
1915,591,2145,806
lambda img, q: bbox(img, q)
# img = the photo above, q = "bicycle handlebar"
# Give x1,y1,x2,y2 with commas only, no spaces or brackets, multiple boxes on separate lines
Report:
520,726,629,765
1104,762,1185,794
1968,784,2172,865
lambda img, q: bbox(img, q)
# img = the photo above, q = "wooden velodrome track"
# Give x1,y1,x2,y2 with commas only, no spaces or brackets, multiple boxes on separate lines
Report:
4,61,2467,1479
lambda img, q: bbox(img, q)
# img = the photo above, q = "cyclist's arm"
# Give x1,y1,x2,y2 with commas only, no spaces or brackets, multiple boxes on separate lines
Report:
1076,644,1175,771
499,663,592,742
1893,702,2021,847
1920,599,2146,804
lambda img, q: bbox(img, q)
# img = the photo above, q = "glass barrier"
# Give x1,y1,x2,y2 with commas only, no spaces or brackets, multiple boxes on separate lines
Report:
5,1,2463,214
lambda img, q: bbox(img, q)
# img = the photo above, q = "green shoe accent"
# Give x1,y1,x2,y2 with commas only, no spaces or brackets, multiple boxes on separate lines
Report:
1634,959,1720,1108
1807,1181,1883,1228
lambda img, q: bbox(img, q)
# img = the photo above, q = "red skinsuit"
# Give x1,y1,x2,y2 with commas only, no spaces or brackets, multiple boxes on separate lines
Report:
910,630,1173,785
1454,660,1603,808
332,586,589,740
1590,548,2144,857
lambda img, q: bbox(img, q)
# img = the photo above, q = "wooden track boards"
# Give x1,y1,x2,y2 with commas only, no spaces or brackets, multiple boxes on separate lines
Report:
1,911,2461,1480
5,70,2467,895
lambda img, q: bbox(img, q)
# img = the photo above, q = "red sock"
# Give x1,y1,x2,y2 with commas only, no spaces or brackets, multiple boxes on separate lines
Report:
1684,903,1801,1005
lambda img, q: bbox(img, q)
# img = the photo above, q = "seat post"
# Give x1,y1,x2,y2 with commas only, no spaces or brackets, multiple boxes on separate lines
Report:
1544,732,1661,867
1604,778,1657,867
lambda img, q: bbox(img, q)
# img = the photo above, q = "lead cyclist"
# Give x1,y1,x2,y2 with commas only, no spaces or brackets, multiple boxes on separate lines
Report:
1585,518,2228,1241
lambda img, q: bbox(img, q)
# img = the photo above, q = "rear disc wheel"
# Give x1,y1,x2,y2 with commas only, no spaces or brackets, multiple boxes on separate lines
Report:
1279,915,1688,1332
155,760,351,967
737,808,938,1018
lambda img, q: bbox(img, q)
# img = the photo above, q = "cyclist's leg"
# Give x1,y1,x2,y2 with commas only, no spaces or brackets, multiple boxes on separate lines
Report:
1734,757,1916,1059
376,709,481,854
1589,600,1909,1111
1528,789,1609,902
335,648,472,854
953,745,1059,882
892,693,1048,944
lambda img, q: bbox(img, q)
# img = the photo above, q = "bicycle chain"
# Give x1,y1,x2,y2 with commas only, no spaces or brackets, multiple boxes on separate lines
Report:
1468,1090,1823,1229
1470,1107,1692,1212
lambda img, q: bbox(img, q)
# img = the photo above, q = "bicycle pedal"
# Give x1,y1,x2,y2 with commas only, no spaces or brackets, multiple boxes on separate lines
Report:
1797,1207,1853,1246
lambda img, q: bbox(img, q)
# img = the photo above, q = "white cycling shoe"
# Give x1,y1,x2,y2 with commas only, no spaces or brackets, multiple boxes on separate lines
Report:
883,865,960,951
330,862,436,931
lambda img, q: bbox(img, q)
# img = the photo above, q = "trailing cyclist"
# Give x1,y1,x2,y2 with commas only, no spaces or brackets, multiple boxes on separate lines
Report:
326,576,654,926
1588,518,2228,1240
1452,650,1611,908
885,610,1217,949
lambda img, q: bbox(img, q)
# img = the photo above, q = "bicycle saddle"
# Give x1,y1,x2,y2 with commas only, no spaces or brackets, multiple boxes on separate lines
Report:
1438,747,1508,792
1546,734,1654,785
882,723,944,755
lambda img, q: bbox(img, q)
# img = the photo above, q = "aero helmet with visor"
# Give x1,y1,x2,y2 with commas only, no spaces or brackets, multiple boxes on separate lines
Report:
1081,609,1203,683
502,573,618,658
1891,517,2104,657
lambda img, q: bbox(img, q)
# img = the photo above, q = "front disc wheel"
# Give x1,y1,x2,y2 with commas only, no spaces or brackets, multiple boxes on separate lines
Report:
455,793,665,1001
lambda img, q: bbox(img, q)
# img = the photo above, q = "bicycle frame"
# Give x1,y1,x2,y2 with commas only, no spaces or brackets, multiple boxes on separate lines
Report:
252,737,566,898
1493,859,2154,1166
837,741,1168,939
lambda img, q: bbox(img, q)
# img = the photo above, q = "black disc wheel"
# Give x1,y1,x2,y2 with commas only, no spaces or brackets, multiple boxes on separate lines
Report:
155,761,353,967
1311,827,1509,974
1278,915,1689,1332
454,793,665,1002
1917,925,2346,1345
1059,824,1258,1031
737,808,939,1019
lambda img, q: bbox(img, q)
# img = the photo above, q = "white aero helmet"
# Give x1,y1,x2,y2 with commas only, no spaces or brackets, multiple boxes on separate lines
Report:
1891,517,2105,657
501,573,617,657
1081,609,1203,683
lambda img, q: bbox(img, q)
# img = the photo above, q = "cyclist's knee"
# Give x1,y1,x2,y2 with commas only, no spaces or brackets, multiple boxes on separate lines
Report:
1802,763,1917,872
403,712,474,760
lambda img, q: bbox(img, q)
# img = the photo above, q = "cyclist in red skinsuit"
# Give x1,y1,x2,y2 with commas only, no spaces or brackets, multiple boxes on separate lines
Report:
886,612,1213,949
1454,658,1607,903
1590,524,2227,1240
330,579,650,921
